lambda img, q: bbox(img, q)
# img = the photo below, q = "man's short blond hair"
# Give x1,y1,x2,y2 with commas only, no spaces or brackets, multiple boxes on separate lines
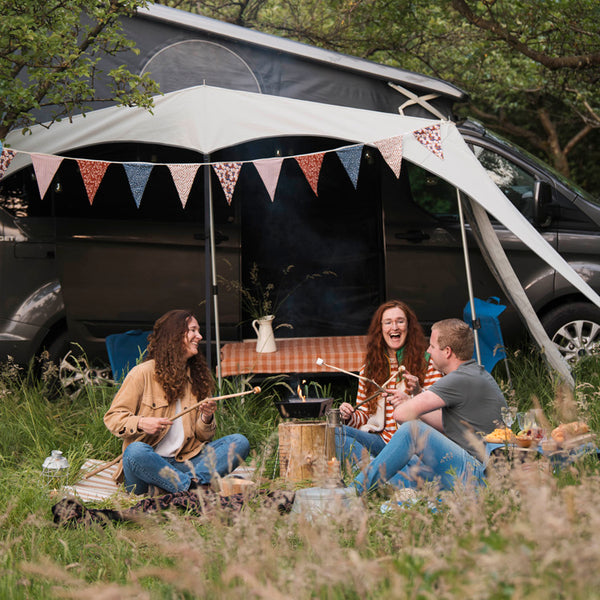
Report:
432,318,474,361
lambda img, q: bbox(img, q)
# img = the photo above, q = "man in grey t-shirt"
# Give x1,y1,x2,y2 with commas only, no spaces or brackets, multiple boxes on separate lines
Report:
353,318,506,493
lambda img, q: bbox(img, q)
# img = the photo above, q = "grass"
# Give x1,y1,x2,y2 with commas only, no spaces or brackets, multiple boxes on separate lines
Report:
1,346,600,598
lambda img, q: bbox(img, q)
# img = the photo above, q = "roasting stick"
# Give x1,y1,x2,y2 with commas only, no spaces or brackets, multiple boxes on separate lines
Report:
83,386,261,479
354,372,399,409
316,357,389,392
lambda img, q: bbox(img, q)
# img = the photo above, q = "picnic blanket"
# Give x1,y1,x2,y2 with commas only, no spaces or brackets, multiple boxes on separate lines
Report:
64,459,258,502
63,459,123,502
52,488,295,527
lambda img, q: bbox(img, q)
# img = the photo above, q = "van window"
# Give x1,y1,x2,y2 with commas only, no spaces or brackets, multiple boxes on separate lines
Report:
472,146,536,222
0,166,48,218
404,162,458,221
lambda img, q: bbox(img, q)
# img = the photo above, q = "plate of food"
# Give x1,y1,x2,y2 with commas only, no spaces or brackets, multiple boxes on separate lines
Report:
484,427,516,444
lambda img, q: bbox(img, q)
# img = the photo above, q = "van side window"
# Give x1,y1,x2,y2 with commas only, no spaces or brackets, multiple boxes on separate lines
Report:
472,146,536,222
0,167,49,218
404,162,458,221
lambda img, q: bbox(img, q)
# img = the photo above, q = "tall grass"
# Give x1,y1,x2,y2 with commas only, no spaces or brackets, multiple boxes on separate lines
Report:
1,346,599,598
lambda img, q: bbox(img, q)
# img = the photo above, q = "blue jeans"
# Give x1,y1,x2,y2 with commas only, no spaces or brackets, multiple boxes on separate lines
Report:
352,421,485,493
122,434,250,495
335,424,387,465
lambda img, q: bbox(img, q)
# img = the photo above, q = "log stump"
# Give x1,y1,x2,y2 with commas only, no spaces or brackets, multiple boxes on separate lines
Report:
279,421,334,483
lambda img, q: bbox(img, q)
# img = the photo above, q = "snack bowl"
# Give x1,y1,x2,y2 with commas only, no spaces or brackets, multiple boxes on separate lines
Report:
516,437,533,448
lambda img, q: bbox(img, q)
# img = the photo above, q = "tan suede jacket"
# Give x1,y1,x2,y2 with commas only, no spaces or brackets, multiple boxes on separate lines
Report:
103,359,216,482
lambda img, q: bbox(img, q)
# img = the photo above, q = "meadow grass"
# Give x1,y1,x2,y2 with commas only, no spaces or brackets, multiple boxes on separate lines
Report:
1,347,600,599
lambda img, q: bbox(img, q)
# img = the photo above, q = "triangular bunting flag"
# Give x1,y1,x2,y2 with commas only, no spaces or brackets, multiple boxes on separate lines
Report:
168,164,199,208
254,158,283,202
373,136,403,178
0,148,17,180
336,145,363,189
413,124,444,159
295,153,325,196
31,154,64,199
213,162,242,205
77,160,110,204
124,163,154,208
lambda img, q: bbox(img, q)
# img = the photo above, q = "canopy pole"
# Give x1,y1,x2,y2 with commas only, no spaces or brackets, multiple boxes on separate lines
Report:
464,196,574,389
203,156,213,371
457,189,482,365
206,160,223,388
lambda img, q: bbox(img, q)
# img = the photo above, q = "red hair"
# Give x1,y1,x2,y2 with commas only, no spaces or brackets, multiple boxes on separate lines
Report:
363,300,428,412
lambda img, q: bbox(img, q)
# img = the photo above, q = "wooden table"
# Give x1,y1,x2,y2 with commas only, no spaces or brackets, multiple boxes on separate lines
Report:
218,335,367,377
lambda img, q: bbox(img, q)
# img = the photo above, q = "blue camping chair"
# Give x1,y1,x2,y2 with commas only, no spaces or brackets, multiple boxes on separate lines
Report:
105,330,151,382
463,297,511,382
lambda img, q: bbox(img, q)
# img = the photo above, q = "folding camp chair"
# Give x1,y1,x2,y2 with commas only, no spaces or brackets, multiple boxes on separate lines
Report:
463,297,511,384
105,330,151,382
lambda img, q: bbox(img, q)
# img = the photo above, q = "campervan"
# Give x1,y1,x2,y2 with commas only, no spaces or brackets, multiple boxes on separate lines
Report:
1,4,599,367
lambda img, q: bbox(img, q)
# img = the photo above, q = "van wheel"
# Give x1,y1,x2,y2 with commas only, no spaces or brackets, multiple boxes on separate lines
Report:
541,303,600,362
42,330,72,366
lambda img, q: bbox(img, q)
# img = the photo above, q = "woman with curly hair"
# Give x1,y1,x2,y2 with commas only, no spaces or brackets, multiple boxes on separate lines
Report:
104,309,250,495
337,300,441,468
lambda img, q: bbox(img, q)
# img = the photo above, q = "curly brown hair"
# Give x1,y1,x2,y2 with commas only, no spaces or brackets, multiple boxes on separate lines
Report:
146,310,214,404
363,300,428,412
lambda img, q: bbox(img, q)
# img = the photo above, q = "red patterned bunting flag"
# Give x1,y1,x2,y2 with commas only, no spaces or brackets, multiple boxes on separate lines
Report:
296,153,325,196
373,136,403,178
0,148,17,180
77,160,110,204
31,154,64,199
413,124,444,159
168,164,199,208
213,162,242,205
254,158,283,202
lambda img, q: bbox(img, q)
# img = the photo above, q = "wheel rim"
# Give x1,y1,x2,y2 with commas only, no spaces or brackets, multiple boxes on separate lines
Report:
551,319,600,362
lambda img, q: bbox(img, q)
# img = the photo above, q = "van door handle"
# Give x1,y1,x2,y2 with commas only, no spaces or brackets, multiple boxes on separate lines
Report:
193,231,229,244
394,230,430,243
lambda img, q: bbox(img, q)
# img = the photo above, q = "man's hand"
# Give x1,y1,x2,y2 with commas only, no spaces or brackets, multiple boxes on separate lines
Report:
384,388,411,409
402,370,421,396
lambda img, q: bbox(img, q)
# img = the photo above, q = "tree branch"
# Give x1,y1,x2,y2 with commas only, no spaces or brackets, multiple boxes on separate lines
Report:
450,0,600,70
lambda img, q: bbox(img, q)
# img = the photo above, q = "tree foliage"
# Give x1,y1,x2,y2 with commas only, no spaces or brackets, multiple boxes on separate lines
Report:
163,0,600,192
0,0,160,140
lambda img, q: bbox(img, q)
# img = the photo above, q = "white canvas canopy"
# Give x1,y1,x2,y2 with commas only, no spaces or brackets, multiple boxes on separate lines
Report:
7,84,600,308
6,85,600,384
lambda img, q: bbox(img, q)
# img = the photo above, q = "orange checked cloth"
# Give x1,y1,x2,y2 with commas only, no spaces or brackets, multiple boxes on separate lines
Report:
219,335,367,377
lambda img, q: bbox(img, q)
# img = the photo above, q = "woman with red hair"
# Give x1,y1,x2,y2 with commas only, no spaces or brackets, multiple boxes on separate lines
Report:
337,300,441,467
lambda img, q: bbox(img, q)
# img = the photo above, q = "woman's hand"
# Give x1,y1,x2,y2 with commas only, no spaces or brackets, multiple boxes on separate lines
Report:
402,370,421,397
339,402,354,422
200,399,217,423
138,416,172,435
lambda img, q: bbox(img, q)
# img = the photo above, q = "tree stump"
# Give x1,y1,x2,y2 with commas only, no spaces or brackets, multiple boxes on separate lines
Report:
279,421,333,482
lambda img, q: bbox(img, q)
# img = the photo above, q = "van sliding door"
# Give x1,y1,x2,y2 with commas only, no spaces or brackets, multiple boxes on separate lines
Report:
52,143,240,359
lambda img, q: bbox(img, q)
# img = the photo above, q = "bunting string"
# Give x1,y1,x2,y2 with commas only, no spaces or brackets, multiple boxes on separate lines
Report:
0,124,444,206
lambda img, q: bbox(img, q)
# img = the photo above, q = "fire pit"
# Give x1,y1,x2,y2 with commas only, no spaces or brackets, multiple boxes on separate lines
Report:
274,396,334,419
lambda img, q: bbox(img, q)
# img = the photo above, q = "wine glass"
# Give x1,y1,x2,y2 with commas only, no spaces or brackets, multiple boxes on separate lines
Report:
501,406,517,429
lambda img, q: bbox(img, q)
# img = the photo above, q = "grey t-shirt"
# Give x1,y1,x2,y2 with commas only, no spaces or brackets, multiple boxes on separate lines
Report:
428,359,507,460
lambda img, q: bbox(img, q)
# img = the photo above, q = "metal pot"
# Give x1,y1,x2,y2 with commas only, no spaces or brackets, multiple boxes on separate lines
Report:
274,397,333,419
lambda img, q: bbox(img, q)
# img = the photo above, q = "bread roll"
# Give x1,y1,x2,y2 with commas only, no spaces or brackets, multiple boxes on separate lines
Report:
551,421,589,443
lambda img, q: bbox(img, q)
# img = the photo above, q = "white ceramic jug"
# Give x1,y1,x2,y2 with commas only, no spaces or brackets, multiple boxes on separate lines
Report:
252,315,277,353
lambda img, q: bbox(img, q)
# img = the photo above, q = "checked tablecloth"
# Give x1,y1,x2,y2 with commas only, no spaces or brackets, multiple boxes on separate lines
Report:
219,335,367,377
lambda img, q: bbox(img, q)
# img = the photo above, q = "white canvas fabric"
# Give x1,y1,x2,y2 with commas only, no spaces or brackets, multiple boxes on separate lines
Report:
5,84,600,309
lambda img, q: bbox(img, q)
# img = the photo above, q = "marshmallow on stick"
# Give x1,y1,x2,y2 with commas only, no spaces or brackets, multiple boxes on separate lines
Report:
316,357,389,392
